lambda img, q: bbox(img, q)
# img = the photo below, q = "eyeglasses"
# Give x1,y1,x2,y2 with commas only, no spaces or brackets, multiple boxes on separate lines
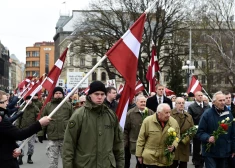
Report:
177,102,185,104
0,100,8,104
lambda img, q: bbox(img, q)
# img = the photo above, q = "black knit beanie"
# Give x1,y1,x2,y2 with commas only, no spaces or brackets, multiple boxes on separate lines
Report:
88,81,106,95
53,87,64,96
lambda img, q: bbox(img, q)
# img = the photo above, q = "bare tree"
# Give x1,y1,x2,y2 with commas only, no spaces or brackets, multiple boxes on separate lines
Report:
72,0,187,90
188,0,235,92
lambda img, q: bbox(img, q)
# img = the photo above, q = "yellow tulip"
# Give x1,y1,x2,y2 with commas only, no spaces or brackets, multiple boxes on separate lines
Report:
176,137,179,142
173,132,176,137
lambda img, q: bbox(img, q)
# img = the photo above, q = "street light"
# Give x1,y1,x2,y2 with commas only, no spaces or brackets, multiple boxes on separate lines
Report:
182,60,195,88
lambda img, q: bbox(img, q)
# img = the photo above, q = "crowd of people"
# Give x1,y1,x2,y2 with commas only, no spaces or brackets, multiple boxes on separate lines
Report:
1,81,235,168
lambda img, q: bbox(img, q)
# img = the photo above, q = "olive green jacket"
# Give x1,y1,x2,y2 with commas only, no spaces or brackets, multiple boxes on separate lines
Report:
124,106,154,154
16,103,39,129
32,99,43,111
37,98,74,140
136,115,180,166
62,98,124,168
170,109,194,162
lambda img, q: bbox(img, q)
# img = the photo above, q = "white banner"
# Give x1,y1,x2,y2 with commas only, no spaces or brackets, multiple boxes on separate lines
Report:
67,72,88,89
56,79,65,88
106,79,116,88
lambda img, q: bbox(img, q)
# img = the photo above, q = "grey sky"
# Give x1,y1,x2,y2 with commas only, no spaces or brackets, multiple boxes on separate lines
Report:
0,0,91,63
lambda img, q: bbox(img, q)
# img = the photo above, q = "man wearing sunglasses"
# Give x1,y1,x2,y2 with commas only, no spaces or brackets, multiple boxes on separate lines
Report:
0,90,51,168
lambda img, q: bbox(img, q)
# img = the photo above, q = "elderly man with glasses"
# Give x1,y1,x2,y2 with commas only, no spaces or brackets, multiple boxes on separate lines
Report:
170,97,194,168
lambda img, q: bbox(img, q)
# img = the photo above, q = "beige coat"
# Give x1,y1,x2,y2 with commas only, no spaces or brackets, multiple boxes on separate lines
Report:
170,109,194,162
124,106,154,154
136,114,180,166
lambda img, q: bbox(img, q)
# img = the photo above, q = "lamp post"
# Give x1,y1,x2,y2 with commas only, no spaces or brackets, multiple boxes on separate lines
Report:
182,60,195,88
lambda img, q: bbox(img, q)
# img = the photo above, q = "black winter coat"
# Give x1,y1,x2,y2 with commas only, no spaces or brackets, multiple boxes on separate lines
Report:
0,114,41,161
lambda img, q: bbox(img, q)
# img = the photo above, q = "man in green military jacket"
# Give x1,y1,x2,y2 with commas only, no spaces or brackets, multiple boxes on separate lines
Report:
32,93,43,111
37,87,74,168
16,95,39,165
62,81,124,168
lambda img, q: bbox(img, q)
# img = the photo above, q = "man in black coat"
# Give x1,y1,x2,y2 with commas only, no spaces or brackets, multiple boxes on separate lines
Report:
188,91,210,168
146,84,173,112
0,90,51,168
224,91,235,117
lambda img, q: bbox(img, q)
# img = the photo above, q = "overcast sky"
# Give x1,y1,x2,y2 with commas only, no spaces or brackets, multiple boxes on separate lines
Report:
0,0,91,63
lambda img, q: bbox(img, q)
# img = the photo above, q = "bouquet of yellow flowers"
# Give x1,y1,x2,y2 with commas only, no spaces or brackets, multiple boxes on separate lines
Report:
142,107,149,121
180,125,198,144
206,117,235,152
164,127,179,165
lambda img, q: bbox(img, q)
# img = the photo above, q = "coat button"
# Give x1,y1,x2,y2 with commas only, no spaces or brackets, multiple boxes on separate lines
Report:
99,132,102,136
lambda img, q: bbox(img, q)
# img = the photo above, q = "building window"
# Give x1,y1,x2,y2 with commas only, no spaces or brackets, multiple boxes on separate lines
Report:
26,71,30,77
201,61,206,69
101,72,106,81
26,51,30,57
92,72,97,81
26,61,30,67
201,75,206,84
194,61,198,69
32,71,39,76
32,51,39,57
92,58,97,66
32,61,39,67
80,58,85,66
45,53,49,74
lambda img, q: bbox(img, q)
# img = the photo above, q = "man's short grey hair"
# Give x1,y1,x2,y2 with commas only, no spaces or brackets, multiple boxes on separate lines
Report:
135,95,146,103
212,91,224,102
203,95,208,100
175,97,185,103
157,103,170,113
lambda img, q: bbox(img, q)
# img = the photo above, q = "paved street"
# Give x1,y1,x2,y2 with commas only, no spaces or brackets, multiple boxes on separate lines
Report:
20,140,195,168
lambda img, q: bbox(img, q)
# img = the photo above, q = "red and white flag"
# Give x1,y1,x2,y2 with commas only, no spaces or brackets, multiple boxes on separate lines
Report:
37,48,68,119
83,87,90,95
135,80,145,94
187,75,202,94
165,88,175,96
118,84,124,94
22,76,43,100
42,48,68,91
18,76,33,93
106,13,146,128
146,44,160,93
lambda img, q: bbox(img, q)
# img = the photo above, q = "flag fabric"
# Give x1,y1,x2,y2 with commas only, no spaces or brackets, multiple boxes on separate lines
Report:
83,87,90,95
22,76,43,99
42,48,68,91
118,84,124,94
146,44,160,93
18,76,33,92
37,48,68,119
187,75,202,94
135,80,145,94
165,88,175,96
106,13,146,128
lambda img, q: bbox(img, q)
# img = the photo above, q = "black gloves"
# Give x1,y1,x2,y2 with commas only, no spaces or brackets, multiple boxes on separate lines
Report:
38,136,43,143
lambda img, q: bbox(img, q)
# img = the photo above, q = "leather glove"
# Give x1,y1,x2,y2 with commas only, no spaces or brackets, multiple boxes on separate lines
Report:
38,136,43,143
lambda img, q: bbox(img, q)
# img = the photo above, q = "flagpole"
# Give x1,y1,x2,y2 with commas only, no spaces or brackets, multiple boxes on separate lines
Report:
202,87,212,102
48,55,107,117
21,76,48,112
16,0,159,152
137,77,149,96
145,0,158,14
